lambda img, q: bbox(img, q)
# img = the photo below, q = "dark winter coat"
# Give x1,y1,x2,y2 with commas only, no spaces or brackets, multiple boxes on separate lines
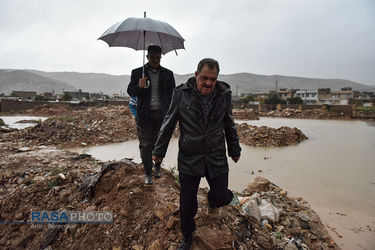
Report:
153,77,241,178
127,64,176,129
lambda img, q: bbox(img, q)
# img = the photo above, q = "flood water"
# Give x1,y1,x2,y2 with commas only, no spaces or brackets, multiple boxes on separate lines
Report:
70,118,375,249
0,116,48,129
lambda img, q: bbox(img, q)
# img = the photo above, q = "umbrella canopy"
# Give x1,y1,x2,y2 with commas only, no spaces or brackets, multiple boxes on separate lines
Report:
98,17,185,55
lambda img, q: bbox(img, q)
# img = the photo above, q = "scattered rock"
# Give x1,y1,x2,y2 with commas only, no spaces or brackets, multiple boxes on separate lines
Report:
247,176,270,193
17,147,32,152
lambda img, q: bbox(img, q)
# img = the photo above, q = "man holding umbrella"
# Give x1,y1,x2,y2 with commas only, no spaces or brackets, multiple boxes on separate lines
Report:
127,45,176,186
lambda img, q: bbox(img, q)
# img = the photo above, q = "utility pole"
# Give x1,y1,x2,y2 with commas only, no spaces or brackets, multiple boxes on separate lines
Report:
275,80,278,92
236,85,238,100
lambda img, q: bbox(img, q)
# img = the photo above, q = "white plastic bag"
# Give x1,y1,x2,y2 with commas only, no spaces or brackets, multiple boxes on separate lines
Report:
258,199,281,224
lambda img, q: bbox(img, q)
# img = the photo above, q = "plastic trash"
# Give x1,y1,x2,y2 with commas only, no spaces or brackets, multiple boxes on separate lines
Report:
230,192,241,206
258,199,281,224
242,200,261,221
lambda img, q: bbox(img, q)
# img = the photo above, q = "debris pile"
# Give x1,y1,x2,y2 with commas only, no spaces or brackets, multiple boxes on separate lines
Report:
262,108,351,119
0,126,18,134
233,108,353,120
24,103,73,117
0,145,338,249
232,109,260,120
1,105,138,148
2,105,310,149
236,123,308,147
356,109,375,120
240,176,337,249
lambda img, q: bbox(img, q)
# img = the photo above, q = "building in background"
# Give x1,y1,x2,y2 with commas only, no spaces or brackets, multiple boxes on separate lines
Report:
11,91,37,100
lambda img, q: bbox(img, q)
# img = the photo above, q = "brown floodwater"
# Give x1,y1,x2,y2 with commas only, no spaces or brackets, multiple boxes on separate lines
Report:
70,118,375,249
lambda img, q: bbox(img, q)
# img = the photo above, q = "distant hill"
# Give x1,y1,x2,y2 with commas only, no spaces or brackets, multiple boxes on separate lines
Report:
218,73,372,94
0,70,77,95
0,69,372,96
27,70,128,96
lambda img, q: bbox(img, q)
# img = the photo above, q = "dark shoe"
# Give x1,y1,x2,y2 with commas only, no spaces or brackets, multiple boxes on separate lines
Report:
206,194,220,219
153,163,162,178
144,175,153,186
141,146,153,185
177,235,192,250
208,207,221,219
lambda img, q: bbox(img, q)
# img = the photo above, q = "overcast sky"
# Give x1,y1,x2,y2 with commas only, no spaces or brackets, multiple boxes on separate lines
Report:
1,0,374,86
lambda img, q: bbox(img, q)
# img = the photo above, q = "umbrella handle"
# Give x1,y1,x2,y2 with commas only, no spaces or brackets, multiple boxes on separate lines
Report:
142,49,145,78
145,80,150,88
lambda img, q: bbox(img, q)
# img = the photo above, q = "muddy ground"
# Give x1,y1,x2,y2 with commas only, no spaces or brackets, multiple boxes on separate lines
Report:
0,105,342,249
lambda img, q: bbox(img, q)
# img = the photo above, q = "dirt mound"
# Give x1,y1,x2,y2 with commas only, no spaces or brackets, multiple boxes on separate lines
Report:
2,105,309,149
232,109,260,120
356,110,375,120
233,108,353,120
236,123,308,147
1,105,138,148
0,147,338,249
263,108,352,119
24,103,72,117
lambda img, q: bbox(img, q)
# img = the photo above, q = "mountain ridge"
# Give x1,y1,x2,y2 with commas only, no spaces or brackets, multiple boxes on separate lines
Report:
0,70,77,95
0,69,372,96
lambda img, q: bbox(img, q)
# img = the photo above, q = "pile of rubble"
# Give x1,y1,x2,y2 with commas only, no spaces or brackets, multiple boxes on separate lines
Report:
0,142,337,249
24,103,73,117
1,105,138,148
236,123,308,147
0,126,18,134
232,109,260,120
2,105,310,149
233,108,353,120
261,108,352,119
356,110,375,120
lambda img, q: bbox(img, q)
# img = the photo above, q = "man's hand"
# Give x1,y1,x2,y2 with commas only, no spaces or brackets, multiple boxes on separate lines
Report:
139,77,148,88
152,155,163,164
231,156,240,163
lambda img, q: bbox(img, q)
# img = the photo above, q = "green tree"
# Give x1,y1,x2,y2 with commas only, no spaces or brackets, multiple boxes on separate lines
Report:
61,93,72,101
265,92,282,104
287,97,303,104
241,95,255,103
35,95,47,101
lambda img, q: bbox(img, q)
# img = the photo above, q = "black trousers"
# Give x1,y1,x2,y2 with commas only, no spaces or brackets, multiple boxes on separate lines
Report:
138,110,163,175
179,169,233,237
138,110,163,149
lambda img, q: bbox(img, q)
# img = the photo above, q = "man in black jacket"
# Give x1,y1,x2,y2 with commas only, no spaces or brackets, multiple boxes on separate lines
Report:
153,58,241,250
127,45,176,186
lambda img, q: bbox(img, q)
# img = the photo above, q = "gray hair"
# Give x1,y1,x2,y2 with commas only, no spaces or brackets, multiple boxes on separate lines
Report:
197,58,220,74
